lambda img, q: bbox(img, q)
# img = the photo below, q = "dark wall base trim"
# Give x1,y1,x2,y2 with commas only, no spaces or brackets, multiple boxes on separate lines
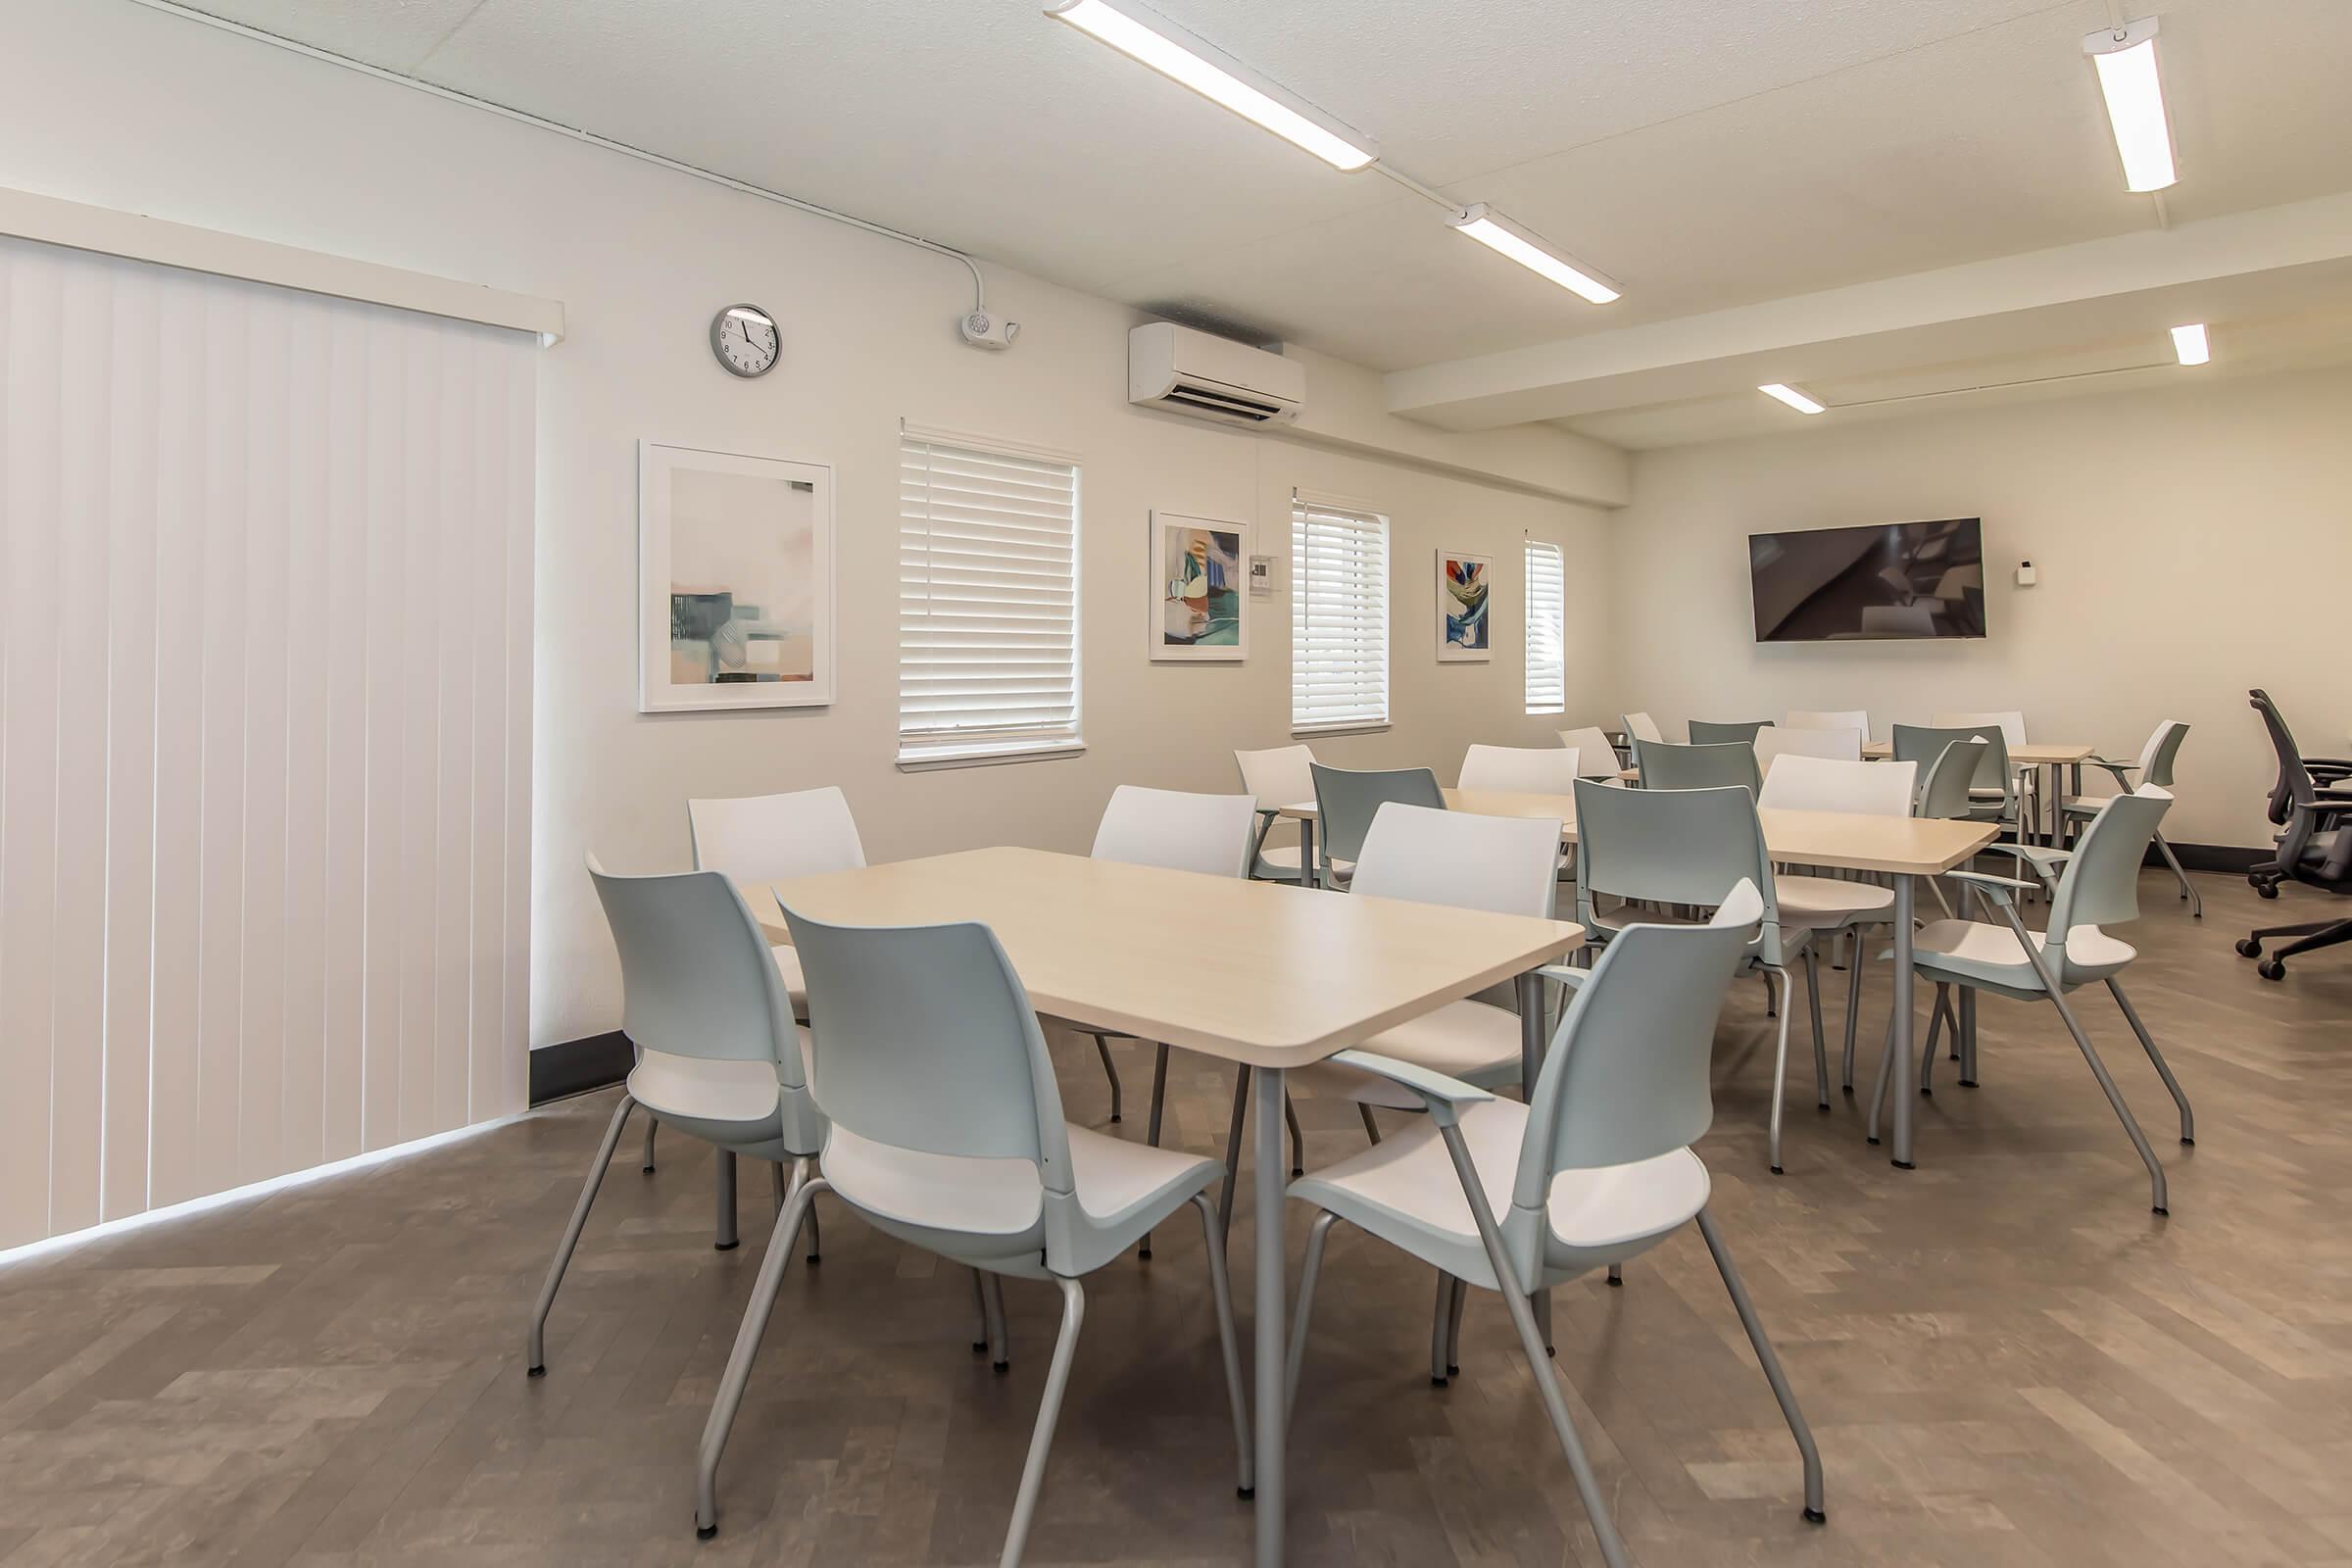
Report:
530,1031,632,1105
2156,841,2267,875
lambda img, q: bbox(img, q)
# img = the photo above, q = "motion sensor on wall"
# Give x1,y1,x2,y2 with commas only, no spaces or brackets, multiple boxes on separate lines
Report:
960,311,1019,349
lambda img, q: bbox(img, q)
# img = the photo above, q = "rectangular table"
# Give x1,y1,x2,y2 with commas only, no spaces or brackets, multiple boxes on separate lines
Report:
753,846,1583,1568
1275,792,1997,1169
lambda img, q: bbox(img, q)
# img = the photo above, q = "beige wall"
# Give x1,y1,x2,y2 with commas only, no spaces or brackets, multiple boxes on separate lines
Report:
4,1,1619,1048
1606,366,2352,848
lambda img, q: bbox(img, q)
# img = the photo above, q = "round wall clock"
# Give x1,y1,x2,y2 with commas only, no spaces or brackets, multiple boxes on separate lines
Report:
710,304,780,378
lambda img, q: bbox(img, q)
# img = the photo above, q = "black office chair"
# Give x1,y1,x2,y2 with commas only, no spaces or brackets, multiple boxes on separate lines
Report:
2235,690,2352,980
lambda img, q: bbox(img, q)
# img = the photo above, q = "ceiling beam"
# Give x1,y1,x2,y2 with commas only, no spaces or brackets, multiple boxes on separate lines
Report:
1385,193,2352,430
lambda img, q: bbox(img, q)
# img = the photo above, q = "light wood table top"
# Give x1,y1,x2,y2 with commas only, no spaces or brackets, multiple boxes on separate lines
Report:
1863,739,2095,765
1277,790,1998,876
749,846,1584,1069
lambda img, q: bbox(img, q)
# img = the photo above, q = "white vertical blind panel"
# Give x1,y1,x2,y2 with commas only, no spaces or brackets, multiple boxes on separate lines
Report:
0,236,535,1247
898,434,1083,762
1525,540,1566,715
1291,500,1391,732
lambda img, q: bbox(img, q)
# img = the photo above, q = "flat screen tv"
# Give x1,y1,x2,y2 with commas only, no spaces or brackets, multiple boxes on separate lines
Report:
1748,518,1985,643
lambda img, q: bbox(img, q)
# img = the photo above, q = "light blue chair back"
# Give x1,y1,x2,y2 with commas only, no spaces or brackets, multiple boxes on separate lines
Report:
1892,722,2014,809
1634,737,1762,796
2048,789,2172,953
590,861,801,1071
2138,720,2190,789
1689,718,1771,746
1913,736,1987,818
1572,779,1780,946
1310,762,1444,869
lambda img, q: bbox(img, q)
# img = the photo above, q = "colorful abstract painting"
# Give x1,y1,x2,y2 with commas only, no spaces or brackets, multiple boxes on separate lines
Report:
1150,512,1250,661
1438,550,1493,662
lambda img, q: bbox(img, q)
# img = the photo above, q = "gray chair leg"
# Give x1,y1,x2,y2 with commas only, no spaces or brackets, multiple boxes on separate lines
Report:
641,1115,658,1173
1695,1207,1826,1524
695,1164,821,1537
526,1093,636,1375
1992,903,2170,1214
1918,983,1949,1096
1446,1275,1466,1374
1285,1093,1304,1178
1091,1034,1123,1123
982,1272,1010,1373
1605,1263,1623,1287
1762,967,1777,1017
1139,1044,1172,1259
770,1158,819,1262
970,1268,991,1353
999,1276,1085,1568
2106,978,2194,1145
1803,947,1829,1109
1436,1122,1629,1568
1957,988,1979,1087
1216,1066,1250,1238
1866,1006,1898,1145
713,1150,739,1250
1287,1211,1339,1420
1189,1193,1255,1496
2155,833,2200,916
1766,967,1795,1175
1357,1102,1383,1145
1841,938,1866,1093
1429,1269,1454,1387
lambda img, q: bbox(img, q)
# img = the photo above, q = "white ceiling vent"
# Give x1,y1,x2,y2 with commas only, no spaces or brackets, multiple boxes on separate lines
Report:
1128,321,1304,426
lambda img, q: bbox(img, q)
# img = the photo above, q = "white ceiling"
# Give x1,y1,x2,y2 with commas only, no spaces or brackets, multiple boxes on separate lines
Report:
176,0,2352,446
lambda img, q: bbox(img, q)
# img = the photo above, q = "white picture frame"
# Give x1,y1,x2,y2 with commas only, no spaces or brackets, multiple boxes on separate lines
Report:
638,440,835,711
1149,510,1250,662
1436,548,1494,663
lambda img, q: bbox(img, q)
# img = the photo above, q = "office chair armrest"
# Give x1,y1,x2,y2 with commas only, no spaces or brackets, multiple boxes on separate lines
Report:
1980,843,2070,885
1945,869,2038,907
1534,963,1592,992
1323,1050,1494,1128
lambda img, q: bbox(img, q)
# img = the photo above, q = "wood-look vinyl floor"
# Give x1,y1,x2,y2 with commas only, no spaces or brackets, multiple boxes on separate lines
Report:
2,870,2349,1566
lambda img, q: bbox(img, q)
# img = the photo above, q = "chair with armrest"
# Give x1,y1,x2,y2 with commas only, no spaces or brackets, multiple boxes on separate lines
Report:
1309,762,1445,889
1690,718,1772,746
1234,744,1318,884
2059,720,2198,914
1635,737,1763,797
2235,691,2352,980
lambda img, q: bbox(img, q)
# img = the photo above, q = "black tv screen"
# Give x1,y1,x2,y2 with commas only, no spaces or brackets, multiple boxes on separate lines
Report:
1748,518,1985,642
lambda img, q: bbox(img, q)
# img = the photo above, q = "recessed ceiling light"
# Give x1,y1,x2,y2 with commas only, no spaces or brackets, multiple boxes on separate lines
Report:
1448,205,1620,305
1045,0,1377,172
2171,322,2210,366
2084,19,2178,193
1758,383,1826,415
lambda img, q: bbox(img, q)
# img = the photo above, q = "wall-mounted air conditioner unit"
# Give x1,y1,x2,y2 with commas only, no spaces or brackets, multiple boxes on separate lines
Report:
1127,321,1304,426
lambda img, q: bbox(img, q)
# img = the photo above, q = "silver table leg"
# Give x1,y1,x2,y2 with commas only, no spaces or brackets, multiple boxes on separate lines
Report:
1890,875,1918,1169
1253,1064,1287,1566
1298,818,1316,889
1515,972,1553,1348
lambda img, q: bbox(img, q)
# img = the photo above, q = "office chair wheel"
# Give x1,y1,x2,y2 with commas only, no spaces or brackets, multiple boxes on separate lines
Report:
2254,881,2279,900
2258,958,2286,981
2235,938,2262,958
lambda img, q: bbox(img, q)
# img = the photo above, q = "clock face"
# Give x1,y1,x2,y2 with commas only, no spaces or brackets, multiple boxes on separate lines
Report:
710,304,780,378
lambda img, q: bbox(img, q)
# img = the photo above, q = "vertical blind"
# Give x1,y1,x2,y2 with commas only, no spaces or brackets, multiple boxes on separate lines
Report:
1525,539,1566,714
0,235,535,1248
1291,497,1390,732
898,431,1082,762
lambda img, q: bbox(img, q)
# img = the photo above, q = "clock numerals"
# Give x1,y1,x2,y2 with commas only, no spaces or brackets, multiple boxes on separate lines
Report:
711,306,779,378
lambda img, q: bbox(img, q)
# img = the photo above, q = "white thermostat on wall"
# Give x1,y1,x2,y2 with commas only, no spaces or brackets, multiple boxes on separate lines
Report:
2016,561,2037,587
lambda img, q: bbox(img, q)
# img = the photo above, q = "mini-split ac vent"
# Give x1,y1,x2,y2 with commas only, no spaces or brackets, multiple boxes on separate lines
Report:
1128,321,1304,427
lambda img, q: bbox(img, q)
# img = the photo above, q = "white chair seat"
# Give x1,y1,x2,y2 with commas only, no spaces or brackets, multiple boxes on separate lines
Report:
1894,918,2136,992
822,1120,1221,1252
1773,873,1894,929
769,944,808,1014
1294,1000,1524,1110
1289,1099,1709,1290
630,1045,792,1126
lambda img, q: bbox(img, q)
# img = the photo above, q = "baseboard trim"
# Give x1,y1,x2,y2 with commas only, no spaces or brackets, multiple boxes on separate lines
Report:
2157,842,2267,875
529,1031,632,1105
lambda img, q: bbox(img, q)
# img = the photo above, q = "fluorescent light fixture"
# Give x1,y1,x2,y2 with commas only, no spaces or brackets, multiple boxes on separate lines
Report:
1448,204,1620,305
2171,322,2210,366
2084,19,2177,193
1046,0,1377,172
1758,382,1827,415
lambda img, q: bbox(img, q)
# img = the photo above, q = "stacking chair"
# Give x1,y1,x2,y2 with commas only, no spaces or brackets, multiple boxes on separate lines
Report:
1556,725,1630,779
1635,736,1762,796
1308,762,1444,888
1287,804,1567,1136
1690,718,1772,745
681,786,867,1243
1082,785,1258,1130
1756,725,1862,770
2061,720,2198,914
1893,722,2024,848
1572,780,1816,1172
1759,756,1916,1095
1234,743,1317,884
695,907,1254,1556
1913,735,1988,819
1934,708,2035,827
1459,742,1580,794
1620,710,1665,745
2236,691,2352,980
1284,882,1825,1568
528,859,828,1378
1787,708,1869,737
1866,789,2194,1213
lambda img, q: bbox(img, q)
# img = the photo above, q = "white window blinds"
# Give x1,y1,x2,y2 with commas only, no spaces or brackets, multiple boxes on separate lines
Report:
1291,497,1390,733
898,431,1082,763
1525,539,1566,714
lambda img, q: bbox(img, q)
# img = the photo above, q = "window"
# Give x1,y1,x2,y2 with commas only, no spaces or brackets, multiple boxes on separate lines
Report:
898,430,1082,764
1291,496,1389,733
1525,539,1566,714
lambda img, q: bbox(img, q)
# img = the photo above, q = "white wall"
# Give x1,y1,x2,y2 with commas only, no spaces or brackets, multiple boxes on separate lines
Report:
2,0,1619,1049
1607,367,2352,848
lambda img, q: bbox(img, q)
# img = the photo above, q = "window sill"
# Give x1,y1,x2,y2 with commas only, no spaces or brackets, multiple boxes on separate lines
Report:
897,740,1086,773
1292,720,1392,739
